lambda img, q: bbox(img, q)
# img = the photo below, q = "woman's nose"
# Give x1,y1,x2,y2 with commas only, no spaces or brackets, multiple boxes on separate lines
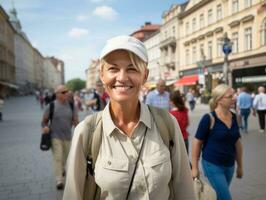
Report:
117,69,128,81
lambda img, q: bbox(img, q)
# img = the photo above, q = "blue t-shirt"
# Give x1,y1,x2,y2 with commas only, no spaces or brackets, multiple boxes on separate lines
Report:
195,111,240,167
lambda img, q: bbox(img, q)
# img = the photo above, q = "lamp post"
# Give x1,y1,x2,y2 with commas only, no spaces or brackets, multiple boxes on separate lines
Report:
222,32,233,85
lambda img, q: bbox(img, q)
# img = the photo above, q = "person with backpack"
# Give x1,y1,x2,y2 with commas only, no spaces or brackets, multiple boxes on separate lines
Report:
41,85,79,190
63,36,196,200
191,84,243,200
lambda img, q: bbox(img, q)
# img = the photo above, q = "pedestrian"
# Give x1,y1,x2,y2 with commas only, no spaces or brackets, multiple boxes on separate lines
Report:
186,89,196,111
0,95,4,121
191,84,243,200
63,35,196,200
170,90,190,153
86,80,108,112
236,86,253,133
41,85,79,190
253,86,266,133
145,79,170,110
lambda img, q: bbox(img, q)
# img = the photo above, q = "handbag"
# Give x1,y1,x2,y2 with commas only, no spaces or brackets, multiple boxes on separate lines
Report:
40,132,51,151
193,176,217,200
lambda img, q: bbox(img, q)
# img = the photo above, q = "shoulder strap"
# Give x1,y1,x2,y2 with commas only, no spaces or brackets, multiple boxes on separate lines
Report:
208,112,215,130
85,111,103,177
49,102,54,122
148,105,175,149
69,102,74,112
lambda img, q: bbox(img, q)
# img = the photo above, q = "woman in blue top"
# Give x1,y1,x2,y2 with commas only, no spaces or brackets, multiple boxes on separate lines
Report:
191,84,243,200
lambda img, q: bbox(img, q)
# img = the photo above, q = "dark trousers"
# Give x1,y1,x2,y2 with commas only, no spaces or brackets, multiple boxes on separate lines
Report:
240,108,250,131
257,110,266,130
189,100,195,111
0,112,2,121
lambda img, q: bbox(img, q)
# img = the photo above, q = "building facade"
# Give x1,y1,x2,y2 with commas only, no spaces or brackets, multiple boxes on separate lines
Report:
178,0,266,91
85,59,100,89
143,30,161,83
0,6,16,97
160,3,187,82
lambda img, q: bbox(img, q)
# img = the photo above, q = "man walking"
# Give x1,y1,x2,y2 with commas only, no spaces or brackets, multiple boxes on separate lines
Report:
145,79,170,110
237,87,253,133
41,85,79,190
253,86,266,133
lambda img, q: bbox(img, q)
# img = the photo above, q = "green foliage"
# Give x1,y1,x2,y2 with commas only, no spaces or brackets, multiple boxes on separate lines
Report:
66,78,86,92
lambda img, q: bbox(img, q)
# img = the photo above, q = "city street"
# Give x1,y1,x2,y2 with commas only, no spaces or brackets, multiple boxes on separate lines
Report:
0,96,266,200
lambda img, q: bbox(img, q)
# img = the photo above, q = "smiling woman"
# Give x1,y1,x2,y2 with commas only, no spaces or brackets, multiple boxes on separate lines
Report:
63,36,196,200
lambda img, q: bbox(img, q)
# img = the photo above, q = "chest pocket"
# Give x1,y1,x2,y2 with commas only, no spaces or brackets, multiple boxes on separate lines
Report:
102,157,129,172
144,150,172,192
95,157,130,193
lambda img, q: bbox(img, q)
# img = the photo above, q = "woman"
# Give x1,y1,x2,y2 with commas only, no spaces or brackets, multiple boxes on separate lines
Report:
63,36,196,200
170,90,189,153
191,84,243,200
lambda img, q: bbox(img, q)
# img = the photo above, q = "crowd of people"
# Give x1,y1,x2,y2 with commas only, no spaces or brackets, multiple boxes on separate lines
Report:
35,35,266,200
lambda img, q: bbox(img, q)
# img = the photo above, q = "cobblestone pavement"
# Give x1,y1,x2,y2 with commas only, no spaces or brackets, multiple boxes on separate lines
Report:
0,96,266,200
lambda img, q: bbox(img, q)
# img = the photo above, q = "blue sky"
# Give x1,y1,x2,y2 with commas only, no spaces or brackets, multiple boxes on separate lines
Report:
1,0,185,81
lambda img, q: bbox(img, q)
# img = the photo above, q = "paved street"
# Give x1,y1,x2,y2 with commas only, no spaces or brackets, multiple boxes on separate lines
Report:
0,96,266,200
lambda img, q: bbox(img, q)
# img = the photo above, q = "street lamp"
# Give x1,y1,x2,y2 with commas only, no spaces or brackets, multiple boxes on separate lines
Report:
222,32,233,85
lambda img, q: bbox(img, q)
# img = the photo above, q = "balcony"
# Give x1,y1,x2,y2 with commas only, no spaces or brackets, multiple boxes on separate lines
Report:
160,36,176,49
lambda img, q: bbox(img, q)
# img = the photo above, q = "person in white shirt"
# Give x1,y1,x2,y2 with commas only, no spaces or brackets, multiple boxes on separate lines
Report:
63,35,196,200
253,86,266,133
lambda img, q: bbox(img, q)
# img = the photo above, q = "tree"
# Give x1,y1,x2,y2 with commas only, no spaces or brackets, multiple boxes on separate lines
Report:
66,78,86,92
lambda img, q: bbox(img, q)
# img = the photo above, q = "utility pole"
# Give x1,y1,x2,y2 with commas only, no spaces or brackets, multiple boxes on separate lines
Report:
222,32,233,85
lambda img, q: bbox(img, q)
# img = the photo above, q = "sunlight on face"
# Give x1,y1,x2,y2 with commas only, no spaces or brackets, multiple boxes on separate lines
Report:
100,50,147,104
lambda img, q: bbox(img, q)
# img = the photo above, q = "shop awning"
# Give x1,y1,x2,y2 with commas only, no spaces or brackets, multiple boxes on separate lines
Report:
0,81,19,89
175,75,198,86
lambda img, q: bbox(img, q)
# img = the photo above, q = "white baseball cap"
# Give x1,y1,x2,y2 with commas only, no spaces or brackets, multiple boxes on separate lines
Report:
100,35,148,62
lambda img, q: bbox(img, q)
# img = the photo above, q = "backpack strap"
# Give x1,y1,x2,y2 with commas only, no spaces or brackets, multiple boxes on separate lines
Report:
85,111,103,178
49,102,54,122
148,105,175,149
208,112,215,130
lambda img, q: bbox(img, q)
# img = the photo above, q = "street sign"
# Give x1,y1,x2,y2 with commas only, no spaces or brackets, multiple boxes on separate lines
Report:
223,42,232,55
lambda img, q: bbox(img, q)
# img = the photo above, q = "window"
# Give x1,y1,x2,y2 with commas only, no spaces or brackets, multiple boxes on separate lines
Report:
172,26,176,36
192,46,197,63
192,18,196,32
262,18,266,46
186,22,190,35
208,41,212,59
208,9,213,25
244,0,252,8
199,13,204,29
164,31,167,39
244,27,252,51
186,49,190,65
217,4,222,21
200,43,205,60
232,32,239,53
232,0,239,14
217,38,223,57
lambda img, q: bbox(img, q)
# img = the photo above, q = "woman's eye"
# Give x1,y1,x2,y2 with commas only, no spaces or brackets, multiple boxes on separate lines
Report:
128,68,138,72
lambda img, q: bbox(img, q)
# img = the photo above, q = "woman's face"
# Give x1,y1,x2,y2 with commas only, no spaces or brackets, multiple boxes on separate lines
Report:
100,50,148,104
219,88,235,109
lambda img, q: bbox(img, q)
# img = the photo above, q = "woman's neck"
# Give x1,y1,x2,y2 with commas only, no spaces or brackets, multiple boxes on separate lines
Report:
215,106,230,117
109,100,140,135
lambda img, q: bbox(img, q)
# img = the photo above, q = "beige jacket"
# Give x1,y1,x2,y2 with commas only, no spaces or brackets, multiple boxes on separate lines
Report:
63,103,196,200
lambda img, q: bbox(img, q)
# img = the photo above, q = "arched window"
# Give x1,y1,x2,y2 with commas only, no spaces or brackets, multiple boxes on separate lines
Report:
262,18,266,46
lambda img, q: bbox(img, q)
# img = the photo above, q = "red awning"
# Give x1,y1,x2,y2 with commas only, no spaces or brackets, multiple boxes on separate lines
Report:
175,75,198,86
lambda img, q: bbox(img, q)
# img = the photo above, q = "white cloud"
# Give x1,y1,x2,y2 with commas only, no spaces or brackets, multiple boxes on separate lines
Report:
68,28,89,38
76,14,89,21
93,6,118,21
